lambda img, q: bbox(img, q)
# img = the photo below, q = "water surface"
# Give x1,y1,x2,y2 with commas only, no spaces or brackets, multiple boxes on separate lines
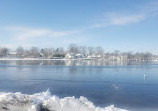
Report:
0,60,158,111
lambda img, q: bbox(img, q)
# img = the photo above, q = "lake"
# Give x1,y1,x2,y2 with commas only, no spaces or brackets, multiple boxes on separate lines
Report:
0,60,158,111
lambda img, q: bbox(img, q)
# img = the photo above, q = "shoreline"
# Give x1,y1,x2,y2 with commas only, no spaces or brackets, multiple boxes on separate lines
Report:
0,58,72,61
0,58,158,61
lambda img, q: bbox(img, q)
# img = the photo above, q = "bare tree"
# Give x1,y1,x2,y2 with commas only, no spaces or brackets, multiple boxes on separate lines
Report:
145,52,153,61
104,52,111,60
55,47,65,55
16,46,24,58
68,44,79,54
95,46,104,56
78,46,87,56
53,47,65,58
0,47,9,57
48,48,55,56
29,47,40,58
87,47,94,56
113,50,120,57
134,52,153,61
40,48,51,58
40,48,55,58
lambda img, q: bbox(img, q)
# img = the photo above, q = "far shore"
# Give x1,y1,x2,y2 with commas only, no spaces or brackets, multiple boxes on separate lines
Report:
0,58,94,61
0,58,158,61
0,58,73,61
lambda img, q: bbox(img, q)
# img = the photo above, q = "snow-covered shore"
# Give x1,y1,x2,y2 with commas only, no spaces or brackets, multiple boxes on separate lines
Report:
0,58,72,61
0,58,158,61
0,90,128,111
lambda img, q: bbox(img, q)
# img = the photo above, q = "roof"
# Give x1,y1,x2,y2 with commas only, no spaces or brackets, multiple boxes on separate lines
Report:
9,52,17,55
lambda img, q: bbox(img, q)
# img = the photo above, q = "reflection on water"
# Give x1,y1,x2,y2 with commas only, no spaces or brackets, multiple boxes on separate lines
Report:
0,60,155,76
0,60,154,66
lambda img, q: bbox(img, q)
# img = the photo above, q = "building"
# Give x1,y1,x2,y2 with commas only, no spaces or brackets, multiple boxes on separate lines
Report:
8,52,17,58
65,53,75,59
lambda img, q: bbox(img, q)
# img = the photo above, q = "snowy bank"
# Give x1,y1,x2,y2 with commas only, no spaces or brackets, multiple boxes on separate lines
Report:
0,90,128,111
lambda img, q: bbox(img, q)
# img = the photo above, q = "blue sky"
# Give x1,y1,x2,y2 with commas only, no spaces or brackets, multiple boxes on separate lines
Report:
0,0,158,53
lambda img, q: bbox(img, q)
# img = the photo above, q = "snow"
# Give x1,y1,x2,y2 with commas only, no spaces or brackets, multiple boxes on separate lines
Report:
0,90,128,111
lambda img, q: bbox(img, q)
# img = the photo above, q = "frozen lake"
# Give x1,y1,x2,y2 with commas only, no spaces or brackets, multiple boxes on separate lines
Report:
0,60,158,111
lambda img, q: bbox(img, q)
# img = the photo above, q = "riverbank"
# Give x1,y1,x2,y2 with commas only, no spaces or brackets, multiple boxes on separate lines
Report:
0,58,158,62
0,57,90,60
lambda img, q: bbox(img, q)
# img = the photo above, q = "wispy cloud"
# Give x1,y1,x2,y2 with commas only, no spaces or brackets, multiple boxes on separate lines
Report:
92,14,145,28
92,1,158,28
141,1,158,16
109,14,145,25
5,26,80,40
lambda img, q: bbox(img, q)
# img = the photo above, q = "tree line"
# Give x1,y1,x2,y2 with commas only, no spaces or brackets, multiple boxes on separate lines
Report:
0,44,157,61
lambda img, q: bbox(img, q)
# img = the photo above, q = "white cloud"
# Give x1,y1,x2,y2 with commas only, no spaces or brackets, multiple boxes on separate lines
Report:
5,26,80,40
91,1,158,29
17,29,50,40
91,23,108,28
109,14,145,25
91,13,145,28
1,43,34,49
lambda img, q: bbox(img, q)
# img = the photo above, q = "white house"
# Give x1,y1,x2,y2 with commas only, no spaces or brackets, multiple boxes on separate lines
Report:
75,54,84,58
8,52,17,58
65,53,75,59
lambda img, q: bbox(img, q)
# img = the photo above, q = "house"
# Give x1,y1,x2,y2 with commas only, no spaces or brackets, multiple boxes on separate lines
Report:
87,55,101,59
51,53,65,59
75,54,84,58
65,53,75,59
8,51,17,58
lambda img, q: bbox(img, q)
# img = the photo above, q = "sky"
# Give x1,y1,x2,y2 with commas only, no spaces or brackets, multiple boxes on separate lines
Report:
0,0,158,54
